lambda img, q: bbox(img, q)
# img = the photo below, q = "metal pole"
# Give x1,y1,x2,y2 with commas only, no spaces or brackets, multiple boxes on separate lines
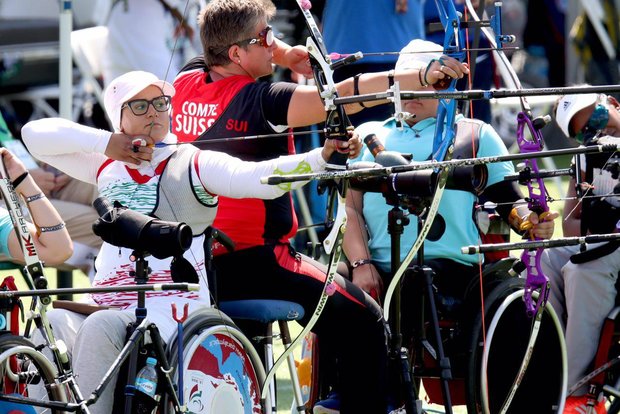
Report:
59,0,73,119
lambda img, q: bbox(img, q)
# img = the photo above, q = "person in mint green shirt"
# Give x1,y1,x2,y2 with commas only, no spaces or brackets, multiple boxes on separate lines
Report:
343,40,558,302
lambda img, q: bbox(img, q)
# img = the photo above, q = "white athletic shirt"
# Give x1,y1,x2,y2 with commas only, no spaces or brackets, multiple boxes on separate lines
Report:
22,118,325,308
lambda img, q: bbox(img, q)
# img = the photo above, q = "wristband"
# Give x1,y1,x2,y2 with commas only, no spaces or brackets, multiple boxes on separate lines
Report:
39,223,66,233
418,69,429,87
353,73,367,108
351,258,372,268
25,193,46,204
11,171,29,189
424,58,438,86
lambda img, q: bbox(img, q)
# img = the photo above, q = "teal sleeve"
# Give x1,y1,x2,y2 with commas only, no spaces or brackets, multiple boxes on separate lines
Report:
0,208,13,257
477,123,515,187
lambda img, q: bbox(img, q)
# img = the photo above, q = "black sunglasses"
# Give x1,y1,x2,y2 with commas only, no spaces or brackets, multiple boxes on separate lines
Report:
122,95,171,116
575,99,609,144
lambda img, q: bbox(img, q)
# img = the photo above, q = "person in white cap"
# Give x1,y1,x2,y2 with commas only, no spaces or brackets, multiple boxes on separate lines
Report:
21,70,363,414
344,38,556,302
316,39,558,414
334,39,557,413
542,91,620,414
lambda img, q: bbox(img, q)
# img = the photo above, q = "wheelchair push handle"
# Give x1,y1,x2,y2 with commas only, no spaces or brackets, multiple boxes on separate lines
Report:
171,303,189,324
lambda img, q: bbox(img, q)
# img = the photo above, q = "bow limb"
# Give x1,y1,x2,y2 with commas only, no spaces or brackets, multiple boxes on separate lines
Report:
0,161,47,297
384,0,465,322
383,167,451,322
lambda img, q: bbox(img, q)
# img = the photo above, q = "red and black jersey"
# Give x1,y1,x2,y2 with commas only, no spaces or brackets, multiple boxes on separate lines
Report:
173,58,299,251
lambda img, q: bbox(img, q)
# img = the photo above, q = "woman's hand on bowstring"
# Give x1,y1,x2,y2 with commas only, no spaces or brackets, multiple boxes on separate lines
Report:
105,133,155,165
322,130,363,161
281,44,313,79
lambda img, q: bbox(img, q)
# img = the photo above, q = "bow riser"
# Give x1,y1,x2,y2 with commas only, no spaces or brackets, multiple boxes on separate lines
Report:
304,26,351,169
516,112,551,317
433,0,467,161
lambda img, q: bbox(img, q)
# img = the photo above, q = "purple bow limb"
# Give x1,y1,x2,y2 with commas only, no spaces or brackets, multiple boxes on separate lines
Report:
521,247,550,317
516,112,551,317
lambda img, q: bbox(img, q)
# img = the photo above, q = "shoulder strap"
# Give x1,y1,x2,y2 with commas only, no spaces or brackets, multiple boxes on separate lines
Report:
452,118,483,158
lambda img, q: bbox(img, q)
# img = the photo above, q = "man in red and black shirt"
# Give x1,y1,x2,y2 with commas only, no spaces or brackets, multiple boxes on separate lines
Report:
173,1,468,412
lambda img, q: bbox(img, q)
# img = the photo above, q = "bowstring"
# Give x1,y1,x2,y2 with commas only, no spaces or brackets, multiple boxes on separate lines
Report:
563,138,620,222
145,0,218,305
462,1,491,370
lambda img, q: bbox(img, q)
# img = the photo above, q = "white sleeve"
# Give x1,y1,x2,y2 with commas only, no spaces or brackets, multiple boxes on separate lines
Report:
196,148,327,199
21,118,111,184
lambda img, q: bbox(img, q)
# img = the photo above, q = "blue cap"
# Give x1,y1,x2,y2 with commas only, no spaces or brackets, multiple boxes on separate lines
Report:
146,357,157,365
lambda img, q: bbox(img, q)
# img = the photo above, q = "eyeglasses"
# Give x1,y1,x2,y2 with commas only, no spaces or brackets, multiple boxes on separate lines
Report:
121,95,171,116
575,100,609,144
237,25,274,48
211,26,275,56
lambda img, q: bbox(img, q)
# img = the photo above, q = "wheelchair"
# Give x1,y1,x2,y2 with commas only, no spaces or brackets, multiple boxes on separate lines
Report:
298,257,567,414
406,258,567,413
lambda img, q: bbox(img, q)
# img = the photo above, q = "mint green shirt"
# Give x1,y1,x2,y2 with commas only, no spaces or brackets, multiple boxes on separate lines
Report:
353,115,515,272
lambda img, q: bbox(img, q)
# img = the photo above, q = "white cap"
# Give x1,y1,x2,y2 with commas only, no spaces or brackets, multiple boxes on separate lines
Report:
555,92,598,137
396,39,443,71
103,71,175,132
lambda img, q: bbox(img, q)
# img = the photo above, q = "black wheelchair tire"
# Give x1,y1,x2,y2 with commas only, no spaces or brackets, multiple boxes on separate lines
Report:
464,276,525,413
475,285,566,414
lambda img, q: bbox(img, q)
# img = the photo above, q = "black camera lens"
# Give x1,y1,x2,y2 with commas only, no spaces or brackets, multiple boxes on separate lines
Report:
92,197,193,259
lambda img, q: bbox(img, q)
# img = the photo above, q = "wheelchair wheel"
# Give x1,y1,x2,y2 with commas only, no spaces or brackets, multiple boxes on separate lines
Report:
291,332,327,413
0,334,68,413
474,283,567,414
165,308,268,413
